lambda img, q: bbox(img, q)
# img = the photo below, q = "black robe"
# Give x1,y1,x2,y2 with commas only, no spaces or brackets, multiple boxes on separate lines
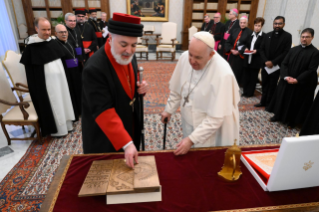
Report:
88,18,103,48
82,44,143,153
201,20,214,32
300,91,319,136
76,23,98,61
20,37,65,136
266,44,319,126
55,39,82,120
65,24,85,62
218,19,240,59
225,27,253,84
209,22,225,42
99,20,108,44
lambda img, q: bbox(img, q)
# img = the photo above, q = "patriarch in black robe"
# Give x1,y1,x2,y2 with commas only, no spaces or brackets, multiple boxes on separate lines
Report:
255,16,292,107
75,9,98,62
88,8,104,48
225,16,252,85
242,17,266,97
218,8,240,59
20,18,75,137
208,12,225,51
300,90,319,136
267,28,319,127
55,24,82,121
82,13,149,168
201,14,214,32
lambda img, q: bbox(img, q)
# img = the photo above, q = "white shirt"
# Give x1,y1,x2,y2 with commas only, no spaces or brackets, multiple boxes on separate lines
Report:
248,31,263,64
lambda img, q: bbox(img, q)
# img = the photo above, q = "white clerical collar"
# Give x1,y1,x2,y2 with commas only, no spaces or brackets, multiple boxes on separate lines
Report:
301,43,311,48
252,30,262,36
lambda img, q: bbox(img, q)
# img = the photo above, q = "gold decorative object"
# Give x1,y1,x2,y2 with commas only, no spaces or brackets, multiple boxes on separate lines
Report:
218,139,242,181
303,161,314,171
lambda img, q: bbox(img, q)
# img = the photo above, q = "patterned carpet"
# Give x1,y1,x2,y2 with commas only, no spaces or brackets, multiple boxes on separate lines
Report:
0,61,299,211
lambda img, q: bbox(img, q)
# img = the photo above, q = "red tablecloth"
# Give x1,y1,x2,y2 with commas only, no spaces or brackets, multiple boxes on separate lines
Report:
52,147,319,212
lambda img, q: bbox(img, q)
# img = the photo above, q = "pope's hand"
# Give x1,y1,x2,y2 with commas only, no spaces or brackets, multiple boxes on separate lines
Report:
160,111,171,123
137,80,149,95
124,143,138,169
174,137,193,156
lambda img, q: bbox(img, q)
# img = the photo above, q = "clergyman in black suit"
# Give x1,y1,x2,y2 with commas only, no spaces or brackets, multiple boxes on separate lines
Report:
254,16,292,107
201,14,214,32
242,17,266,97
99,12,108,44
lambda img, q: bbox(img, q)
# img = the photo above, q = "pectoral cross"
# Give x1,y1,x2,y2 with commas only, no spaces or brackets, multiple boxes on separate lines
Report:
74,59,77,65
129,98,136,112
183,95,189,107
81,35,84,39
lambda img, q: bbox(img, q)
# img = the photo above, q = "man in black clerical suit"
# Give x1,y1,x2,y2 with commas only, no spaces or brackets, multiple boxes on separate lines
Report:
255,16,292,108
88,8,104,48
82,13,149,169
55,24,82,121
218,8,240,59
242,17,266,97
201,14,214,32
225,16,252,85
266,28,319,128
75,9,98,62
99,12,108,44
208,13,225,51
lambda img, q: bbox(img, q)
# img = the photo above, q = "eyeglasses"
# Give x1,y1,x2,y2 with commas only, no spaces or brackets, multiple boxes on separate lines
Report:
57,31,67,34
67,20,76,22
213,17,219,18
274,22,283,26
301,36,311,39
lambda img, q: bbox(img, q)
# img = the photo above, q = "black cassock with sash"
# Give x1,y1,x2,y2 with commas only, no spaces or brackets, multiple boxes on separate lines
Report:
76,23,98,61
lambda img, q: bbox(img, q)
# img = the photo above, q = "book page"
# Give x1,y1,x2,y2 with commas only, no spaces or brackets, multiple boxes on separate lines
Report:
245,152,278,175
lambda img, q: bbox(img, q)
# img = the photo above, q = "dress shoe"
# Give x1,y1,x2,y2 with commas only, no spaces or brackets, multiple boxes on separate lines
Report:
254,103,265,107
269,116,277,122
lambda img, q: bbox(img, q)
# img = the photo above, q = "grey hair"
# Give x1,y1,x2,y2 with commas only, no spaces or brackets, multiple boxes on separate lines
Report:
231,9,238,17
65,13,75,21
101,12,107,16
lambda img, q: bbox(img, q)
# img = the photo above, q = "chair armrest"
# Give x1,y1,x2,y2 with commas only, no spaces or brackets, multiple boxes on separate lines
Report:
12,87,29,93
141,38,149,46
171,38,177,47
155,37,162,46
0,99,30,120
16,83,29,89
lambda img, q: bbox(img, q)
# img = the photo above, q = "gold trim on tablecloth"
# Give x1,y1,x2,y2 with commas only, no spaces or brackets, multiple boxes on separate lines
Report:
47,144,319,212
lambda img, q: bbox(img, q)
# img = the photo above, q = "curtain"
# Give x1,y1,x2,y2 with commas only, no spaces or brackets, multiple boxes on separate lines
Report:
0,0,18,61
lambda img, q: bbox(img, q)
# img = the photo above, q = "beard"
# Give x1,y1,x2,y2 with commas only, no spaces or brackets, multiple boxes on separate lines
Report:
110,41,134,65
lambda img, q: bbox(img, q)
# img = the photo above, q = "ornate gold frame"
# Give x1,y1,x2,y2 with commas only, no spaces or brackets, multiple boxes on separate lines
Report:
126,0,169,22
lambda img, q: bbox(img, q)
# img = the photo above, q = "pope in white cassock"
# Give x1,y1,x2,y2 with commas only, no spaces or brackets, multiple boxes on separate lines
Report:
161,31,240,155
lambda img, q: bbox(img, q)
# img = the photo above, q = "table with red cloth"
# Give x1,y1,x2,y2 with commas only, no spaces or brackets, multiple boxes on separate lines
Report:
40,145,319,212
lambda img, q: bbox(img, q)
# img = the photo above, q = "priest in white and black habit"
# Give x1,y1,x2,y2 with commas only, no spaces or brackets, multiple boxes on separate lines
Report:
87,8,104,48
255,16,292,108
82,13,149,168
20,17,75,137
266,28,319,128
55,24,82,121
225,16,252,85
75,9,98,61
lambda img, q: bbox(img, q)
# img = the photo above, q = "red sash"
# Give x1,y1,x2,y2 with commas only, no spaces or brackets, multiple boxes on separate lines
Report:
95,32,102,38
82,41,94,57
226,30,244,59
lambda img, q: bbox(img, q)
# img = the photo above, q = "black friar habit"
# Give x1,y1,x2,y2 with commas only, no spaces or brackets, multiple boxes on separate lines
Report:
65,24,85,63
300,90,319,136
88,18,104,47
266,44,319,127
218,19,240,59
225,27,252,84
55,38,82,120
82,41,143,153
201,20,214,32
76,22,98,61
99,20,108,44
20,35,66,136
82,12,144,153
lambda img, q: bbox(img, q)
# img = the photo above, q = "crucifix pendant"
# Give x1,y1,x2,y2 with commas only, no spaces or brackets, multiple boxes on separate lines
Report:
81,35,84,39
74,58,77,65
183,96,189,107
76,43,78,47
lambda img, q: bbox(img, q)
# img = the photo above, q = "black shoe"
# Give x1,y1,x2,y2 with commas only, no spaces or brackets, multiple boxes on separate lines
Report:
254,103,265,107
269,116,277,122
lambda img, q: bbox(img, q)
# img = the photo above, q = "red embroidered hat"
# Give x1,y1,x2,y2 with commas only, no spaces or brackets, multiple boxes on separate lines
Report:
108,12,143,37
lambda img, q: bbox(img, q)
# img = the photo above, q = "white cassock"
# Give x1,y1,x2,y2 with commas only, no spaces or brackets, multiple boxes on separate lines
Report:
27,36,75,136
165,51,240,147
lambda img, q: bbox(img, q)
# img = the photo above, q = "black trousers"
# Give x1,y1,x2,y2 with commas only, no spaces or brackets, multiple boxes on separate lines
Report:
260,68,280,106
243,67,260,97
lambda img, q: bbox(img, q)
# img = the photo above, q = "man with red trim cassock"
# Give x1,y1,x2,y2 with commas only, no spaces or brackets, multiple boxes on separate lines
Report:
75,9,98,61
82,13,149,169
87,8,104,48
